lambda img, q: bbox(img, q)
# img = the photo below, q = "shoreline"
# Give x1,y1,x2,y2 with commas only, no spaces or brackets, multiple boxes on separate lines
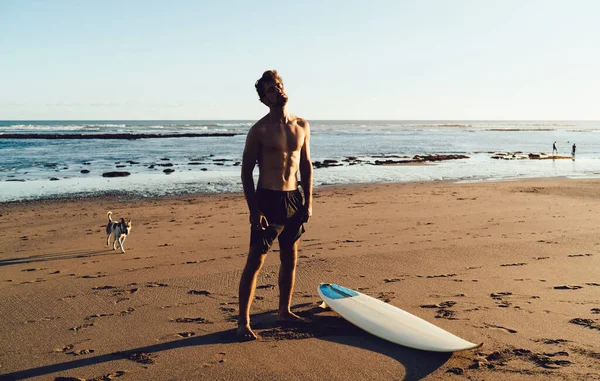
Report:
0,175,592,206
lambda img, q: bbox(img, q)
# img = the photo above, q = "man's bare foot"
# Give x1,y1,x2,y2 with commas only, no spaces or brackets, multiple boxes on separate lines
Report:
236,325,258,342
276,311,311,325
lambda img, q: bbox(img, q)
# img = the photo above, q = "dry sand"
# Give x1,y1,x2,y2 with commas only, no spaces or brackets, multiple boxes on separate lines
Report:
1,179,599,380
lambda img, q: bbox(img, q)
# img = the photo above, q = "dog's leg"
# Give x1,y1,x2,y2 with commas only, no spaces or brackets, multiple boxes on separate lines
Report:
106,232,111,246
118,236,126,253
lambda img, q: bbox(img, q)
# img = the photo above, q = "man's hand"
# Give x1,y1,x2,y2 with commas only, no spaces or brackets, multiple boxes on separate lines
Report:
302,204,312,223
250,211,269,231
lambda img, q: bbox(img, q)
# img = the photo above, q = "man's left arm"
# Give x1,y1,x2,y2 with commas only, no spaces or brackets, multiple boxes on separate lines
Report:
299,120,313,222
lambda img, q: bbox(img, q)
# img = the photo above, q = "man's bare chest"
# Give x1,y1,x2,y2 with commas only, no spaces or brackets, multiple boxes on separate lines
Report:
261,126,304,153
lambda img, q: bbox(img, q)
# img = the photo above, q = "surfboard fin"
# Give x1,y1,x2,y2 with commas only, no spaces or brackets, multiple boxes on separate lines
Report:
319,301,329,309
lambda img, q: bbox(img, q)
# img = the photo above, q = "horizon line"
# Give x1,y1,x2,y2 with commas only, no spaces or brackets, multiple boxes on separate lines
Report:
1,119,599,122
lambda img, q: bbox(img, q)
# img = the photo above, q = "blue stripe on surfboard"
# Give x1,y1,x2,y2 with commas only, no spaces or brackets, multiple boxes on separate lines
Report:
319,283,359,299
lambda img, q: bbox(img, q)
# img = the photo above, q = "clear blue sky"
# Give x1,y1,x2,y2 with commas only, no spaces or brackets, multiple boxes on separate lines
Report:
1,0,598,120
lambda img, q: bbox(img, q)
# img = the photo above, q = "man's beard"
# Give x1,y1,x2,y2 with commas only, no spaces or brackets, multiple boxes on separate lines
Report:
274,93,288,107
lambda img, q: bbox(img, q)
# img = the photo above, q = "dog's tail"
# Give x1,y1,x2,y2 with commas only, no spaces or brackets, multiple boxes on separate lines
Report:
107,211,113,222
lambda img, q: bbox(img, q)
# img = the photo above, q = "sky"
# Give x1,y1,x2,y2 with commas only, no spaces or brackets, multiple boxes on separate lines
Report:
1,0,599,120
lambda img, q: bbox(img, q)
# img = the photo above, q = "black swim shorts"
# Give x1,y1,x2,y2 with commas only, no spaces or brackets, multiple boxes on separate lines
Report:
250,188,306,253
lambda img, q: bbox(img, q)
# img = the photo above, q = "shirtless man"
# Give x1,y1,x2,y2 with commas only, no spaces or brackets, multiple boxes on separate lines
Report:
237,70,313,341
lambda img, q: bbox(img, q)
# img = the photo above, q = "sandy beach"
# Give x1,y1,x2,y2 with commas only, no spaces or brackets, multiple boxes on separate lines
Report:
1,179,600,381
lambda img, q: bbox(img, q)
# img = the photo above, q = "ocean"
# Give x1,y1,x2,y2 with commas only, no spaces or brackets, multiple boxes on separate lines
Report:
1,120,600,202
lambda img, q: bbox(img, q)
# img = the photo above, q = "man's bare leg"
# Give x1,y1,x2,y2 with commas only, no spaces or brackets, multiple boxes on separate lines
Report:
277,241,309,323
237,249,267,341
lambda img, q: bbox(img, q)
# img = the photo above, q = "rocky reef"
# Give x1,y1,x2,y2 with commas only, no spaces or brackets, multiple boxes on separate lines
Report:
491,152,573,160
313,154,470,168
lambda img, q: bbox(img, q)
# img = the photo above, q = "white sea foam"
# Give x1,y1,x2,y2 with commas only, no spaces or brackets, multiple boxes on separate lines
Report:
1,120,600,202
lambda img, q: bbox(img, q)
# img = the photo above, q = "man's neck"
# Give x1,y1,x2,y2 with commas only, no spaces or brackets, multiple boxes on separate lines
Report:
268,106,290,124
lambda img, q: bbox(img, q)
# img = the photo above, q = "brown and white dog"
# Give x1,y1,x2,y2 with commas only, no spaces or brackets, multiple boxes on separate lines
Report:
106,211,132,253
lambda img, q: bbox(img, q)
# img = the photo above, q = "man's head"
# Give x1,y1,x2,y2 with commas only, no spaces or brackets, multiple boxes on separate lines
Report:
255,70,288,107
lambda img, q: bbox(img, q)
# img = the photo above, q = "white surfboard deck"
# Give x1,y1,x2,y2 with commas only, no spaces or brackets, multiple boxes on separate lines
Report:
318,283,482,352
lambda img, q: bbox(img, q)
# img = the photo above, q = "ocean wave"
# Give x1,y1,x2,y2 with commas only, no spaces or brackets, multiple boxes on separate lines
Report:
6,124,125,131
484,128,556,132
82,124,127,128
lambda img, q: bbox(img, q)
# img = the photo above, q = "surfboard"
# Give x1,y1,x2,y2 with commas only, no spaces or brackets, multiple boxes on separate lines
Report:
318,283,482,352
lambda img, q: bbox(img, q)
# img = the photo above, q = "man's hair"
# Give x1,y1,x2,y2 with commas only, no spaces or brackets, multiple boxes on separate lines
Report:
255,70,283,104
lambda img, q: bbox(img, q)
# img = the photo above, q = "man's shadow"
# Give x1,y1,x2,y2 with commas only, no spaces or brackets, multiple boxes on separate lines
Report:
2,303,451,381
1,330,238,380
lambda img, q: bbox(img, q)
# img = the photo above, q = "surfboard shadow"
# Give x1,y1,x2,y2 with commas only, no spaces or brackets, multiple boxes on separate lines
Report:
276,303,453,380
244,305,451,380
321,334,452,380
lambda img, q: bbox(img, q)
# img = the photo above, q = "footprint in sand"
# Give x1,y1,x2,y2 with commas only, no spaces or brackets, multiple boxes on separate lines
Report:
188,290,211,296
529,353,572,369
420,301,457,309
483,348,572,369
426,273,457,279
54,344,75,353
67,349,95,356
85,308,134,321
572,348,600,360
172,317,213,324
383,278,404,283
500,263,528,267
116,351,156,364
435,309,457,320
553,285,583,290
535,338,569,345
80,273,107,279
482,323,517,333
375,291,395,303
201,352,227,368
92,285,117,290
69,322,95,333
569,318,600,331
56,371,127,381
146,282,168,287
543,351,569,357
490,292,513,298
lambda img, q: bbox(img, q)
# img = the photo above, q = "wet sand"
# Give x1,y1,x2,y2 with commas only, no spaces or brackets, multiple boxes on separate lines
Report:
1,179,599,380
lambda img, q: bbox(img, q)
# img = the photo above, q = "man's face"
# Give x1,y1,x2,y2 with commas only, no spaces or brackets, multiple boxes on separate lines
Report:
263,80,288,107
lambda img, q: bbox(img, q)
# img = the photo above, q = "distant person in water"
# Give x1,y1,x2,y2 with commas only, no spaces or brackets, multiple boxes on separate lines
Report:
572,143,576,160
236,70,313,341
552,141,558,156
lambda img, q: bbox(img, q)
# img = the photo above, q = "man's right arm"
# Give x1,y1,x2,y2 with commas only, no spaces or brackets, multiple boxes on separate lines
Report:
241,125,261,215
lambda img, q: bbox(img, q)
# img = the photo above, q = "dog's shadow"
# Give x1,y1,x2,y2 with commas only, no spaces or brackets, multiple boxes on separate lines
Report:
0,249,121,267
